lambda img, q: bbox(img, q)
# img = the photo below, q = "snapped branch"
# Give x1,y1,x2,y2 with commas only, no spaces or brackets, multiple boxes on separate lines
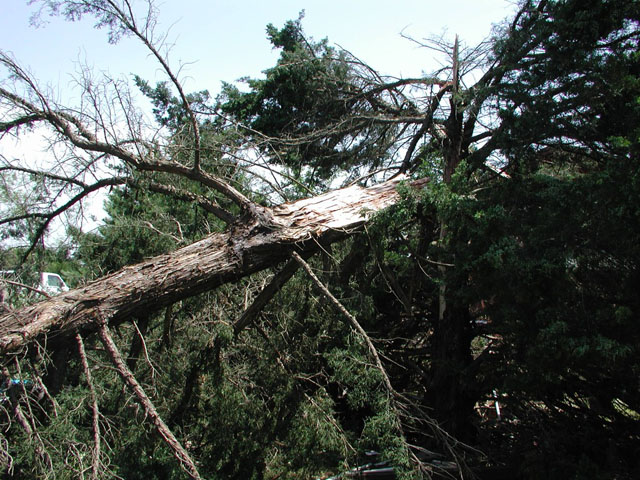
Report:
98,319,203,480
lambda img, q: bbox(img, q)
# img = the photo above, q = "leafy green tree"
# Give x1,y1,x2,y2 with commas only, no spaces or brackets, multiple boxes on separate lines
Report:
218,13,435,188
444,0,640,475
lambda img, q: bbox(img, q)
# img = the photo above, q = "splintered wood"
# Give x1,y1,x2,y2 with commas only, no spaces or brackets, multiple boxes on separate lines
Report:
0,176,425,355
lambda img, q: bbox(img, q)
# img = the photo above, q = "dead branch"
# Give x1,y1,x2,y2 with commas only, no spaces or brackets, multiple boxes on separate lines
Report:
0,75,252,215
0,176,130,262
0,279,50,300
97,320,203,480
290,251,422,474
233,252,313,335
291,252,395,396
144,180,235,224
76,333,102,480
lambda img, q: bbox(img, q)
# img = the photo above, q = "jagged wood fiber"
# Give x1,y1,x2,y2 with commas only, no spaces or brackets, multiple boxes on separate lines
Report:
0,177,426,355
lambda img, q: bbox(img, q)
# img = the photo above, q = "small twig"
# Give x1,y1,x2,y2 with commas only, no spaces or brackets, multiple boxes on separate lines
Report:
131,320,157,382
142,221,183,244
0,279,50,299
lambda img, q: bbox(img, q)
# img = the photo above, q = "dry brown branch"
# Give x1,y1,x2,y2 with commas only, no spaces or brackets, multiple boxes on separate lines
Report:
97,320,202,480
31,374,58,418
144,180,234,223
0,279,50,300
233,252,314,335
129,318,157,381
291,251,395,396
289,251,428,475
0,72,253,214
0,40,266,260
0,175,130,261
75,333,102,480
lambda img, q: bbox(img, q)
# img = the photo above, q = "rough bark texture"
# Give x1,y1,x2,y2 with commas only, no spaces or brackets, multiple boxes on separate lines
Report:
0,177,426,356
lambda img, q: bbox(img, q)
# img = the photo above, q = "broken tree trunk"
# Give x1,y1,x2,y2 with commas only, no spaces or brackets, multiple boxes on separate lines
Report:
0,177,426,356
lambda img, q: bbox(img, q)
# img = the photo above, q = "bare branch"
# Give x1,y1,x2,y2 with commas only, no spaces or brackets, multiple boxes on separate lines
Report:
32,1,202,170
76,333,102,480
398,82,453,174
0,279,51,300
233,252,315,335
144,180,235,224
1,176,129,262
0,164,88,188
97,319,203,480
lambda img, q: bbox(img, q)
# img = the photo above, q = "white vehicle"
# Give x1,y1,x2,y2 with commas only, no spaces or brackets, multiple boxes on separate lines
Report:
39,272,69,295
0,271,69,301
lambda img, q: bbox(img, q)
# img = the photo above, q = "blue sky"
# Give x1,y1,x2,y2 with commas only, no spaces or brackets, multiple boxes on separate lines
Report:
1,1,517,97
0,1,517,239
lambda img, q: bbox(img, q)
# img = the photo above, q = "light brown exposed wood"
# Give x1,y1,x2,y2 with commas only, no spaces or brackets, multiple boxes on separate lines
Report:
0,176,427,356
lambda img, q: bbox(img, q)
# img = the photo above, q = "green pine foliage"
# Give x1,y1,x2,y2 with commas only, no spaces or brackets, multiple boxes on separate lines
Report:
218,13,402,185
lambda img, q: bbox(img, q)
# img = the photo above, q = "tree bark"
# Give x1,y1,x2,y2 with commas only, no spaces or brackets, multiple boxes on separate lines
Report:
0,177,426,356
424,37,477,442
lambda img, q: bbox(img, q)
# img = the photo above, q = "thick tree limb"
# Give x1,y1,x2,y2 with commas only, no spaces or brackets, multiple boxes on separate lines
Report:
0,176,427,356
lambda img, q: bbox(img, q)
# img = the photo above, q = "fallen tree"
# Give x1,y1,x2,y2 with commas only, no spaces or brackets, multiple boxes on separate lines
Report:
2,2,638,478
0,176,426,356
0,5,442,474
